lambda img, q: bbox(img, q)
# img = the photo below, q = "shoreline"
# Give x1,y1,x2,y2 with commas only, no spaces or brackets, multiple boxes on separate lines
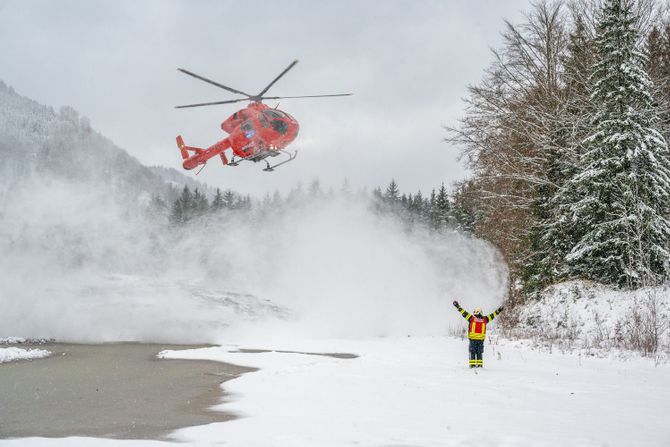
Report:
0,342,255,440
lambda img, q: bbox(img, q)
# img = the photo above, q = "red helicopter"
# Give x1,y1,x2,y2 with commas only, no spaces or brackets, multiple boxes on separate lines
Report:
175,60,351,173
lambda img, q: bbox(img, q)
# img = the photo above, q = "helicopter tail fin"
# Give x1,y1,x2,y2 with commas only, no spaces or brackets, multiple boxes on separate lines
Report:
176,135,206,159
176,135,190,160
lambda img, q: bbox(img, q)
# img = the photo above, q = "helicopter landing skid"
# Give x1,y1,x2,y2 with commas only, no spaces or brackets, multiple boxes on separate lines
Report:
227,150,297,171
263,150,298,172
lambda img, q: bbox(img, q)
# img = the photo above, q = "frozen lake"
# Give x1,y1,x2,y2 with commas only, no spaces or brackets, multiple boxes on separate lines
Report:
0,343,253,440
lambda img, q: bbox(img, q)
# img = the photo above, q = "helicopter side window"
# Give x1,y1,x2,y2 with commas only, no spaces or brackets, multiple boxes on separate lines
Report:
271,119,288,135
241,121,255,138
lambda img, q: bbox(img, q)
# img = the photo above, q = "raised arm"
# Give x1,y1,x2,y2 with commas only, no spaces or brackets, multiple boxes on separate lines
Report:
486,306,504,323
453,301,472,320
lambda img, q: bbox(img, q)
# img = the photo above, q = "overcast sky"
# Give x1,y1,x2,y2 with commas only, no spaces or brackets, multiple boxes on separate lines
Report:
0,0,529,197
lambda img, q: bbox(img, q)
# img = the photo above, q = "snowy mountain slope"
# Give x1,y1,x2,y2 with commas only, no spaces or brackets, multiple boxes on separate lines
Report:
0,82,285,343
0,80,207,204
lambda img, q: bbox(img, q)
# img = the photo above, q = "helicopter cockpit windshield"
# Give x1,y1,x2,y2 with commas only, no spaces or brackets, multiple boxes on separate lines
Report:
263,110,286,119
262,110,289,134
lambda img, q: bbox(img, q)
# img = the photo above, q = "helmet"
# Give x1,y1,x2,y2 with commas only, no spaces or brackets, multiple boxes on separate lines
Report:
473,307,482,315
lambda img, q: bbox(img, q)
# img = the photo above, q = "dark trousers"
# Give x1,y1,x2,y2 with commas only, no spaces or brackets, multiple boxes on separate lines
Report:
468,339,484,367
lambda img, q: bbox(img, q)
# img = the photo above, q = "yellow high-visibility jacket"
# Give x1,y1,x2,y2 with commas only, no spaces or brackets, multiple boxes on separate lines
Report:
456,306,501,340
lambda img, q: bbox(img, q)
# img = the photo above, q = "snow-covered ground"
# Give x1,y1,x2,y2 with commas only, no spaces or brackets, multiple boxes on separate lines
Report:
0,347,50,363
0,337,26,344
2,336,668,447
511,281,670,358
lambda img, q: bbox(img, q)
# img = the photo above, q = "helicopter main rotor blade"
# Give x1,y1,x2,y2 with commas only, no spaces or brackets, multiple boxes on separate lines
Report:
177,68,254,98
256,59,300,98
175,98,249,109
259,93,353,100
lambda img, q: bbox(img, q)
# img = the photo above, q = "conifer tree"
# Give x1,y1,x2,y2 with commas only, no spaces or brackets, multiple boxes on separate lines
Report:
309,179,322,197
261,193,272,209
192,188,209,217
240,195,253,211
170,185,193,224
384,179,400,202
450,181,477,234
341,177,351,195
428,189,438,229
528,14,597,290
211,188,225,212
272,190,282,207
434,183,451,230
412,190,427,225
565,0,670,287
287,182,304,204
147,194,168,221
223,190,236,209
400,193,408,208
372,187,383,200
646,23,670,143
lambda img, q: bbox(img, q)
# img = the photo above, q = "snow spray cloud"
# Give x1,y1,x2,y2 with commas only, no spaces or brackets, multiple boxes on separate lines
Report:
190,197,510,341
0,179,508,343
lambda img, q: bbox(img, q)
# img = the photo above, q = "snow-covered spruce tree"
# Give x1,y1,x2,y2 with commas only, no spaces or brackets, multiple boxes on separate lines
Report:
170,185,192,225
192,188,209,218
211,188,225,212
450,180,478,234
565,0,670,288
384,179,400,203
433,183,451,231
646,22,670,147
223,189,237,209
528,14,597,290
408,190,426,226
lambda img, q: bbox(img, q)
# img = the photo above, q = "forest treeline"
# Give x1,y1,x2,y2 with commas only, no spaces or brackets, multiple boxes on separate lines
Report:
446,0,670,298
150,178,472,235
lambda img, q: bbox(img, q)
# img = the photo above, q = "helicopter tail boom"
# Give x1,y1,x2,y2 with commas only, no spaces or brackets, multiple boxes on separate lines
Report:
177,135,231,170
